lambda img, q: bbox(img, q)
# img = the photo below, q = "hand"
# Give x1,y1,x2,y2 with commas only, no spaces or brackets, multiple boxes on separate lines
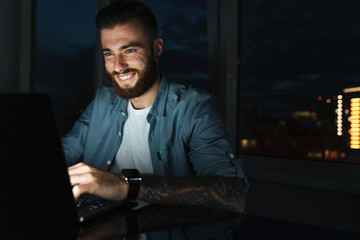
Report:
68,162,129,201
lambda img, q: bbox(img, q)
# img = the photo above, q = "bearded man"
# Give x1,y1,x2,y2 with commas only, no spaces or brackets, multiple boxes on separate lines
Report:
62,0,248,213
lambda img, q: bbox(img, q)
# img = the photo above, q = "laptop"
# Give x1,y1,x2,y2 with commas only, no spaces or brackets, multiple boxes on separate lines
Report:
0,93,137,236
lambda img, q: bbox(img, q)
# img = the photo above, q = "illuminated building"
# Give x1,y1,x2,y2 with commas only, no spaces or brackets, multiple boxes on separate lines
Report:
339,87,360,150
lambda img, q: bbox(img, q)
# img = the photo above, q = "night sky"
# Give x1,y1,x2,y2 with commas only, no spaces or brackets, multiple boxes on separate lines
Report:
34,0,360,123
241,0,360,117
34,0,97,123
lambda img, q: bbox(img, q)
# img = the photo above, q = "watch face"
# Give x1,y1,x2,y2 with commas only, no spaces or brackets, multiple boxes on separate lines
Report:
122,169,141,181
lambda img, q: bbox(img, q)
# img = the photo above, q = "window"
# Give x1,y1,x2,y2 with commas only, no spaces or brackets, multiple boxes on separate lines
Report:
140,0,209,90
33,0,96,135
239,0,360,163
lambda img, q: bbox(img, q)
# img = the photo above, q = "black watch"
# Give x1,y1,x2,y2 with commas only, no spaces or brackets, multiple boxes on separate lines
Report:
121,169,142,200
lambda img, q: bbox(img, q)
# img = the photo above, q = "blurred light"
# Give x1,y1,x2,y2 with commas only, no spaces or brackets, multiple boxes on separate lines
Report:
350,98,360,150
349,129,360,134
344,87,360,93
337,99,343,136
241,139,249,148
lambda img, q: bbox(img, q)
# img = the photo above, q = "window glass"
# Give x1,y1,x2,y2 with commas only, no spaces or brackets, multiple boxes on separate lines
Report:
33,0,96,135
140,0,209,90
239,0,360,163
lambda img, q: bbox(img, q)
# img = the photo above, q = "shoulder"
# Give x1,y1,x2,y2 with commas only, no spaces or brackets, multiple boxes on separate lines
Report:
92,85,126,107
167,80,216,106
162,80,220,122
94,85,117,102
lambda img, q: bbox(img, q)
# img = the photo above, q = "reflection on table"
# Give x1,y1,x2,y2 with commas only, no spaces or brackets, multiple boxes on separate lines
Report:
2,204,243,240
78,204,243,240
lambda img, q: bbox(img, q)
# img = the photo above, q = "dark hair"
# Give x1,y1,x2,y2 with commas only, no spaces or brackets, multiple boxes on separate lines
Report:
95,1,158,41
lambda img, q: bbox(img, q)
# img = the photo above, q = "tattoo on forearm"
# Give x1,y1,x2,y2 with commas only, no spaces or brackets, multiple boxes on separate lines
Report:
138,176,246,213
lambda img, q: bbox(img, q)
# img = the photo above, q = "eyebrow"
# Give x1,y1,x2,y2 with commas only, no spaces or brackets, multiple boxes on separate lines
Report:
101,42,144,52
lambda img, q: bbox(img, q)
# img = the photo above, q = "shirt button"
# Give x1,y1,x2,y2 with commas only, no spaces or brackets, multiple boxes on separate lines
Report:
229,153,235,158
118,132,121,136
107,161,111,165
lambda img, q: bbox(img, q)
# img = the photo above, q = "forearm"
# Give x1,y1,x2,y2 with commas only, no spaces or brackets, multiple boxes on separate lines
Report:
138,175,246,213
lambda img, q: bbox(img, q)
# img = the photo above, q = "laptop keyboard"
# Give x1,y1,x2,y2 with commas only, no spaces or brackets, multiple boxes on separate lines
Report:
76,198,113,216
75,197,137,223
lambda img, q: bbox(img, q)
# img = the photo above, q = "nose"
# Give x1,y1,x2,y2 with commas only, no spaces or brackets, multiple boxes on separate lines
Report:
114,54,128,73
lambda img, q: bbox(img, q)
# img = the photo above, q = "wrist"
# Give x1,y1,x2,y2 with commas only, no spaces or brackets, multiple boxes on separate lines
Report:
121,169,142,201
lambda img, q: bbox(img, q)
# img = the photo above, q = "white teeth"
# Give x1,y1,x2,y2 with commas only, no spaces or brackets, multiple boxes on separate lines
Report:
120,74,132,80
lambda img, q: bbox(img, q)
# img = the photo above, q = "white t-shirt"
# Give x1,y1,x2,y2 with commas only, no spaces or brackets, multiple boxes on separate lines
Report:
110,101,153,174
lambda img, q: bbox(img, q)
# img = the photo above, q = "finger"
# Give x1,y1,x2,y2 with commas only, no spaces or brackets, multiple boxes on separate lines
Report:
72,185,81,201
69,170,98,187
68,172,84,186
68,163,93,176
68,162,86,170
72,183,94,201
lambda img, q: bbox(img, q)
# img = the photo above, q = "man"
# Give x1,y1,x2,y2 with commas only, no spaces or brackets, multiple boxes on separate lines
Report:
62,0,248,213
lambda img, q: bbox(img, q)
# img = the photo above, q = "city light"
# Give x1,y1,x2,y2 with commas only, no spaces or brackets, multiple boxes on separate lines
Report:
241,139,249,149
350,98,360,149
337,95,343,136
344,87,360,93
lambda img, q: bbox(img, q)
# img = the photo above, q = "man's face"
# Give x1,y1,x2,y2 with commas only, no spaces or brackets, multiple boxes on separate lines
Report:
100,20,162,99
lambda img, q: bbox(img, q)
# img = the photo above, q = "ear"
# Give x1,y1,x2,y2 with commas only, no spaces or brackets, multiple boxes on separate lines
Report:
153,37,164,57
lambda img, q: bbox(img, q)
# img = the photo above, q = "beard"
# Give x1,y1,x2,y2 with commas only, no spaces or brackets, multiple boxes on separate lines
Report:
106,54,158,99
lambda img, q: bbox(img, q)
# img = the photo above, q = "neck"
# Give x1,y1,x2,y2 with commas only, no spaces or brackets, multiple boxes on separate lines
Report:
130,77,160,110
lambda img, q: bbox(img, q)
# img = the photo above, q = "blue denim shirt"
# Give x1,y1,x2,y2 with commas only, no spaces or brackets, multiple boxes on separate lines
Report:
62,75,247,185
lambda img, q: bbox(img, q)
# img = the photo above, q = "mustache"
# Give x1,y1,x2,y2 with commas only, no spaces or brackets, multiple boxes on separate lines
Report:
112,69,138,76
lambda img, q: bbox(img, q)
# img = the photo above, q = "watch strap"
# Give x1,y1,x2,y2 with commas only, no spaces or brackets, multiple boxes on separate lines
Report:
121,169,141,201
127,180,140,200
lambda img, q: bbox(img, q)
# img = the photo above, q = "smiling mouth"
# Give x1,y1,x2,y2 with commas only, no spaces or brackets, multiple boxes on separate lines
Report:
117,72,136,82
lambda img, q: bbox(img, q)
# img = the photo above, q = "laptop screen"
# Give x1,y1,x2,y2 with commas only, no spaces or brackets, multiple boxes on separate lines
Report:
0,93,79,233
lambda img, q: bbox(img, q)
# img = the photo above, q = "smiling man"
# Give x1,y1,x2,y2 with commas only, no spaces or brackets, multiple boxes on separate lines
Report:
62,0,248,213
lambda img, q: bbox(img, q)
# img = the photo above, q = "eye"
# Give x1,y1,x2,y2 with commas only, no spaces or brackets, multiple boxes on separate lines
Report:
125,49,136,54
103,52,113,57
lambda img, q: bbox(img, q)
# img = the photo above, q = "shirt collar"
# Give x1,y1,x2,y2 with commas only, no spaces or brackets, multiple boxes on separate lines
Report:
149,73,169,117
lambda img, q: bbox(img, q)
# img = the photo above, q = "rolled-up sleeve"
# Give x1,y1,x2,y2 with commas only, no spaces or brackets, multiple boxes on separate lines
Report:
186,92,248,190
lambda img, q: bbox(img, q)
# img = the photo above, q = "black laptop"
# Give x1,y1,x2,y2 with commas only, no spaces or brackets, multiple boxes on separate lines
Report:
0,93,137,236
